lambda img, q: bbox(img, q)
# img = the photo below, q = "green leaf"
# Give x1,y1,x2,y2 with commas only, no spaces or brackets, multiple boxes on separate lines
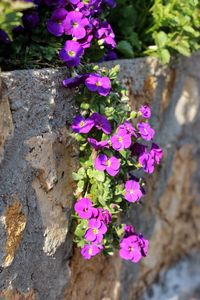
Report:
117,41,134,58
159,49,170,64
93,170,105,182
155,31,168,48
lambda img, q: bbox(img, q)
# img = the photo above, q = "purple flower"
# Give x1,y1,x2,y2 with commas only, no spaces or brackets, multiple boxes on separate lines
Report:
91,112,111,134
74,198,94,219
118,121,137,137
85,218,107,243
139,105,151,119
138,122,155,141
45,0,67,6
131,142,146,157
119,235,142,263
138,234,149,257
77,0,102,16
150,143,163,164
111,128,132,151
103,0,116,7
64,11,89,39
78,28,93,49
81,244,103,260
71,115,94,133
100,50,117,62
119,234,149,263
0,29,10,44
47,8,68,36
22,11,40,29
97,208,112,224
124,224,135,237
125,180,143,203
94,154,120,176
96,21,116,49
63,74,89,88
85,74,111,96
70,0,80,4
59,40,84,67
87,138,110,151
139,152,155,174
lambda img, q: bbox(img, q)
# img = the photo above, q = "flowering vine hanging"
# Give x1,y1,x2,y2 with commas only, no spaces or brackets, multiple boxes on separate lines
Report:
21,0,163,262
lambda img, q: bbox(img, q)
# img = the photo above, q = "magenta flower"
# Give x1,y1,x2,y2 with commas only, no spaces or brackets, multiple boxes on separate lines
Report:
139,105,151,119
119,235,142,263
119,233,149,263
47,8,68,36
91,112,111,134
124,224,135,237
97,208,112,224
150,143,163,164
87,138,110,151
94,154,120,176
138,122,155,141
74,198,94,219
139,152,155,174
96,21,116,49
59,40,84,67
71,115,94,133
81,244,103,260
125,180,143,203
111,128,132,151
118,121,137,137
138,234,149,257
64,11,89,39
85,74,111,96
85,218,107,243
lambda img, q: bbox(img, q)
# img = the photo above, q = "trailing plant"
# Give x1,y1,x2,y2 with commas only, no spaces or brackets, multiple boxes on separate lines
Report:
1,0,164,262
44,0,163,262
67,64,163,260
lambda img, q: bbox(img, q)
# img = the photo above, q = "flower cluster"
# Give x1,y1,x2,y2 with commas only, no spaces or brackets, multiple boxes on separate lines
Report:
11,0,163,264
46,0,117,67
70,65,163,262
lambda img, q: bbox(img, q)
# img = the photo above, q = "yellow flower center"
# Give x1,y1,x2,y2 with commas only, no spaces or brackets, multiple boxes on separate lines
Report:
73,22,79,28
118,137,122,142
80,121,85,127
88,248,93,254
92,228,98,234
96,81,101,87
130,189,134,194
68,50,75,57
106,160,111,167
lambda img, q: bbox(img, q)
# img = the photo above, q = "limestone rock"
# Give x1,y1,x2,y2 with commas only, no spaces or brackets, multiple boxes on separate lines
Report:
0,53,200,299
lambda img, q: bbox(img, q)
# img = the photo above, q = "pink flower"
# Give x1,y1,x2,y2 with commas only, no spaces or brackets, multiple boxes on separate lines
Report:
84,218,107,243
125,180,143,203
81,244,103,260
94,154,120,176
74,198,93,219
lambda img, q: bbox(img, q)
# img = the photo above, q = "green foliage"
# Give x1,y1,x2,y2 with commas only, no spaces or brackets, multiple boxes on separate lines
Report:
0,0,34,38
71,65,142,250
109,0,200,63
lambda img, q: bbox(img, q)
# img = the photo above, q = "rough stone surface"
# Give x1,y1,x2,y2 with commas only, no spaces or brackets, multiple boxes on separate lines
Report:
0,53,200,300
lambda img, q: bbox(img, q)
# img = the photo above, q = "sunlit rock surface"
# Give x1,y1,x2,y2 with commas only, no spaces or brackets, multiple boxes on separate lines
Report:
0,53,200,299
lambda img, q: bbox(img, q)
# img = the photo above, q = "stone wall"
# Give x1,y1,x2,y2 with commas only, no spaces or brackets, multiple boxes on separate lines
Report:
0,53,200,300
